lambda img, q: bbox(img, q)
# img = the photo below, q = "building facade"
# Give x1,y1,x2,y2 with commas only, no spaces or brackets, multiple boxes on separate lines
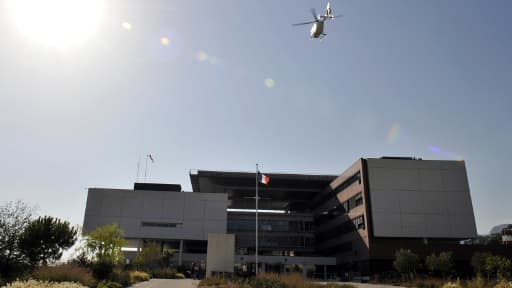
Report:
83,157,478,279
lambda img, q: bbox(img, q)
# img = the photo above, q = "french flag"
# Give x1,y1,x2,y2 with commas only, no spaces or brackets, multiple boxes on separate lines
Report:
258,172,270,185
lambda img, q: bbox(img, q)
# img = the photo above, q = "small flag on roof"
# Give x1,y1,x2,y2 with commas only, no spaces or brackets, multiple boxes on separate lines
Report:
258,171,270,185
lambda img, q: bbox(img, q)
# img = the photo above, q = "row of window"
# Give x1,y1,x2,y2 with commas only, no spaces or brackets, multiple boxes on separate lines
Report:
320,240,352,256
236,235,315,249
314,171,361,207
141,221,182,228
316,215,365,243
227,219,315,233
316,192,363,223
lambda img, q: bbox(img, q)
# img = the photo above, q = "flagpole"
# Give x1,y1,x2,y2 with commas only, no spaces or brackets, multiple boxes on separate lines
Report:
255,163,259,275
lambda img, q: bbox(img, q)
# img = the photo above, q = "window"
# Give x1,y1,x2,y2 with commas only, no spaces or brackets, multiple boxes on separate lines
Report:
355,194,363,206
352,215,365,230
141,221,182,228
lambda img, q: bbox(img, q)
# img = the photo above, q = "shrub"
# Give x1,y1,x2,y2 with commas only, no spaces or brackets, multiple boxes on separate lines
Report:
151,268,178,279
278,273,309,288
254,273,283,288
426,252,454,277
402,278,444,288
394,249,419,280
199,277,228,286
96,281,122,288
129,271,150,283
1,279,87,288
466,275,486,288
495,280,512,288
92,262,115,280
485,255,512,280
31,264,95,287
110,270,130,287
441,281,462,288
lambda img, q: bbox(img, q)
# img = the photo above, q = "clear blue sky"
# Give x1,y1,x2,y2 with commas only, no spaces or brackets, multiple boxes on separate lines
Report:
0,0,511,234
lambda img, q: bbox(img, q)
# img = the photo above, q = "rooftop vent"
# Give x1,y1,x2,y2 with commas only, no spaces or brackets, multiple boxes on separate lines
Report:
380,156,423,160
134,183,182,192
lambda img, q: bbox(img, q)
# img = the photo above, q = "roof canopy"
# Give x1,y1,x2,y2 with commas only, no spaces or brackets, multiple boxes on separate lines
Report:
190,170,336,211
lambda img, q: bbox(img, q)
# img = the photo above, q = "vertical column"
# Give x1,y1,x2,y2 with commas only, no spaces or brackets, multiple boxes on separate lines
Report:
324,265,327,280
178,240,184,265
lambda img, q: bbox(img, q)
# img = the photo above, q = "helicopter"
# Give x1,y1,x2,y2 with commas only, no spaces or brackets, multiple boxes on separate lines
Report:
292,2,342,39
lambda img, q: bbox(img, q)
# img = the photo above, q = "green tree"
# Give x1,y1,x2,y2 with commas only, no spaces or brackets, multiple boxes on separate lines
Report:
0,200,35,278
426,252,454,278
82,224,127,280
84,223,127,265
18,216,77,266
133,241,162,270
393,249,419,280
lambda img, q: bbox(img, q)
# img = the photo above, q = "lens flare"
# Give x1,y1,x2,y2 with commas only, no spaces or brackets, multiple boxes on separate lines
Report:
196,51,209,62
386,123,400,144
195,50,219,64
122,22,132,31
264,78,276,89
160,36,170,46
6,0,105,50
428,145,464,161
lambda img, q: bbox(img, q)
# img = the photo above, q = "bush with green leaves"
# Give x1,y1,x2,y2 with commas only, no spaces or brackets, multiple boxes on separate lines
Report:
393,249,419,280
30,264,95,287
425,252,454,277
485,255,512,280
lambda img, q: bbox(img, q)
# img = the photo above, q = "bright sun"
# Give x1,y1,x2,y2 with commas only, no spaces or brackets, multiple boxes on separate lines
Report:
6,0,105,50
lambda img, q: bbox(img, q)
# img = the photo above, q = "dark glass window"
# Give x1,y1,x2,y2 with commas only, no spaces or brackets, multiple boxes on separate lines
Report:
141,221,182,228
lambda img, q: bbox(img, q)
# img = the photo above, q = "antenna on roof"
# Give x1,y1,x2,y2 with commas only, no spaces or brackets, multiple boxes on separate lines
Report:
144,154,155,182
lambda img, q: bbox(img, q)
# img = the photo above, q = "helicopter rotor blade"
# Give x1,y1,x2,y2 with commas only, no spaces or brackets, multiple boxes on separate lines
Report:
292,21,316,26
332,14,343,18
310,8,318,20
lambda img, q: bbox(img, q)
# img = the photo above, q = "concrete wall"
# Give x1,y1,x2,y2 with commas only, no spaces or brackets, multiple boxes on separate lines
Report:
367,159,477,238
83,188,227,240
206,233,235,276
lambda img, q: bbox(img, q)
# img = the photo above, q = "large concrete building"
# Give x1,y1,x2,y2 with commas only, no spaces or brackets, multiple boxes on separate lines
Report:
83,157,478,279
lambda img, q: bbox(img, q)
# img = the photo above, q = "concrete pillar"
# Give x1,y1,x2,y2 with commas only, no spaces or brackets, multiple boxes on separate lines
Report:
178,240,183,265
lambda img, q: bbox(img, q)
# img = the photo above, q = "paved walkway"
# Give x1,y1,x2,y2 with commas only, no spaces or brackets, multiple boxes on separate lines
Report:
316,282,404,288
130,279,403,288
130,279,201,288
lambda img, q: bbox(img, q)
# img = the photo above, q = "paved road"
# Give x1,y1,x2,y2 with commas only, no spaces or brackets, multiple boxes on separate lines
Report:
130,279,201,288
